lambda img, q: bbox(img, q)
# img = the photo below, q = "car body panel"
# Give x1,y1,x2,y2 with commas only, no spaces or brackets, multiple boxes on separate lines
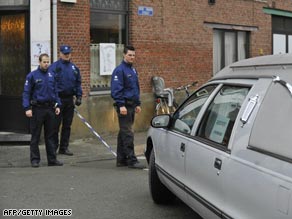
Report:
148,127,188,202
147,53,292,219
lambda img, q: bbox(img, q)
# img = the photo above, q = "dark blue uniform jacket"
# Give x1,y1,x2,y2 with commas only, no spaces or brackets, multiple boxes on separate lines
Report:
49,59,82,98
111,60,141,107
22,66,61,111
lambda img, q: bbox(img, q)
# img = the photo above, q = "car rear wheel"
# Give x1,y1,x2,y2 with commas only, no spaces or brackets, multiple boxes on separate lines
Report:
149,149,175,204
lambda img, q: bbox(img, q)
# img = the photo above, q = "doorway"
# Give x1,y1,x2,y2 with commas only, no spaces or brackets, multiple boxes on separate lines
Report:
0,11,30,133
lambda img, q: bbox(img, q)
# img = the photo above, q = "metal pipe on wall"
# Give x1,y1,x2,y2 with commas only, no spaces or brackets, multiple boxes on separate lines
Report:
52,0,58,61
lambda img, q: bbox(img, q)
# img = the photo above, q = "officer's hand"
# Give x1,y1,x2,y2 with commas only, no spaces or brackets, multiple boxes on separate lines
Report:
25,110,32,118
119,106,127,115
55,107,60,115
75,97,82,106
135,106,141,114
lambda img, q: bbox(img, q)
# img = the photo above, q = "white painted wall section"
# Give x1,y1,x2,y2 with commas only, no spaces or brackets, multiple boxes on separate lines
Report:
30,0,51,70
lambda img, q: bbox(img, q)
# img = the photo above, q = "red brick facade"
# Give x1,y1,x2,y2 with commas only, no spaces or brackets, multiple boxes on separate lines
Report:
57,0,292,96
54,0,292,136
130,0,291,92
57,0,91,96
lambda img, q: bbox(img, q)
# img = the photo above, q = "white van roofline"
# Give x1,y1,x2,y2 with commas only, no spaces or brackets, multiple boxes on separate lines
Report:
212,53,292,82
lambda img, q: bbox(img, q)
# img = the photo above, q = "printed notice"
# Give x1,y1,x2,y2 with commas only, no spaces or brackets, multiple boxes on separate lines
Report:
100,43,116,75
209,115,230,143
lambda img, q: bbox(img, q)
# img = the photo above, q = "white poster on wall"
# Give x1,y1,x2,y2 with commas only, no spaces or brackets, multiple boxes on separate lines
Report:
31,41,51,65
100,43,116,75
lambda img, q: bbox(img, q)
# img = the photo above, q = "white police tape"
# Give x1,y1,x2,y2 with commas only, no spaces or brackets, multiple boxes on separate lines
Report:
74,108,117,157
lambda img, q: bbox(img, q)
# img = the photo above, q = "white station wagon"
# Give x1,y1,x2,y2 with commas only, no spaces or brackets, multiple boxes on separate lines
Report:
145,53,292,219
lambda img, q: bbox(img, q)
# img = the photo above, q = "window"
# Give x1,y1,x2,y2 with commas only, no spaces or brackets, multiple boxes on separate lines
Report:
213,29,249,74
197,85,249,147
272,16,292,54
90,0,128,91
171,85,217,135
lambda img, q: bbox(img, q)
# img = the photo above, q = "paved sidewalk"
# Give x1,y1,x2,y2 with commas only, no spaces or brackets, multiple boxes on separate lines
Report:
0,131,147,168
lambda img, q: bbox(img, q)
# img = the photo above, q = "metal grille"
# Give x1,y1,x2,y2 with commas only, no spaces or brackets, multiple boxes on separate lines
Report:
90,0,127,11
0,0,29,6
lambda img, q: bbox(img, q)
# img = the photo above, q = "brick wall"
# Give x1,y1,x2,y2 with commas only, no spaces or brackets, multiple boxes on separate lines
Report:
129,0,292,93
57,0,90,97
56,0,292,96
56,0,292,138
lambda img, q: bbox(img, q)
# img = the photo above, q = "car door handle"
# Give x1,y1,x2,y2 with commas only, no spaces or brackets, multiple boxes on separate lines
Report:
214,158,222,170
180,143,185,152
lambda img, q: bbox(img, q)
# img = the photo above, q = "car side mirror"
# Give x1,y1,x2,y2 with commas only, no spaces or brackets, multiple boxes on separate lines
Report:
151,115,171,128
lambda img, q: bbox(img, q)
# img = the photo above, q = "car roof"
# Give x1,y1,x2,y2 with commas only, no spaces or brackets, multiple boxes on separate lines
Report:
211,53,292,82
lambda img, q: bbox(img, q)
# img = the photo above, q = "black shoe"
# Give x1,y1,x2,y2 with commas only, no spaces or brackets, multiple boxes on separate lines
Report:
116,161,128,167
31,162,39,168
128,162,146,169
59,149,73,156
48,160,63,166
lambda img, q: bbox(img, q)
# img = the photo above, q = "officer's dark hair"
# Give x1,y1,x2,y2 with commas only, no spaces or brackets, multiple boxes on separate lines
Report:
39,53,49,62
123,45,135,54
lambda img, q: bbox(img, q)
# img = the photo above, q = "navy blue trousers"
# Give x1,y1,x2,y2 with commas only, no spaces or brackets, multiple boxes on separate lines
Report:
30,106,57,164
117,105,138,165
54,97,74,151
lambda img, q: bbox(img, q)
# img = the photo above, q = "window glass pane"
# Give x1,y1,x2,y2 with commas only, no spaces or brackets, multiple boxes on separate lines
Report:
273,15,292,33
90,44,124,89
224,32,236,66
90,13,125,44
90,11,127,91
0,13,26,96
288,35,292,54
0,0,28,6
213,30,222,75
171,85,217,135
213,29,249,75
238,31,246,60
197,86,250,147
273,34,286,54
90,0,127,11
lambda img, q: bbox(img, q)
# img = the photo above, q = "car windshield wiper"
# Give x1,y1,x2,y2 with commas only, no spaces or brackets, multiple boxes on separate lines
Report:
272,76,292,96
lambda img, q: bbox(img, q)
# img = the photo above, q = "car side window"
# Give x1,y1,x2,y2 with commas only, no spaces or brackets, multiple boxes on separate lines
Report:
171,85,217,134
197,85,250,147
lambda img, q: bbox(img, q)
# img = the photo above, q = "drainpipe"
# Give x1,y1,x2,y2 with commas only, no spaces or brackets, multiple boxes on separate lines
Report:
52,0,58,61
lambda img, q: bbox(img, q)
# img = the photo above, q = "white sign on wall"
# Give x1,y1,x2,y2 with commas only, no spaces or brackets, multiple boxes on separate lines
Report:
138,6,153,16
31,41,51,65
100,43,116,75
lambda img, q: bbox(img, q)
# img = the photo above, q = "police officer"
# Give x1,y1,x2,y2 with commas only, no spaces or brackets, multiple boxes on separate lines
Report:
50,45,82,156
111,45,145,169
22,53,63,168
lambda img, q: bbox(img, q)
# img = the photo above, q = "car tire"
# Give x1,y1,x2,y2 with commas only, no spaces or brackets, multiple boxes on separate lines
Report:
149,149,175,204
